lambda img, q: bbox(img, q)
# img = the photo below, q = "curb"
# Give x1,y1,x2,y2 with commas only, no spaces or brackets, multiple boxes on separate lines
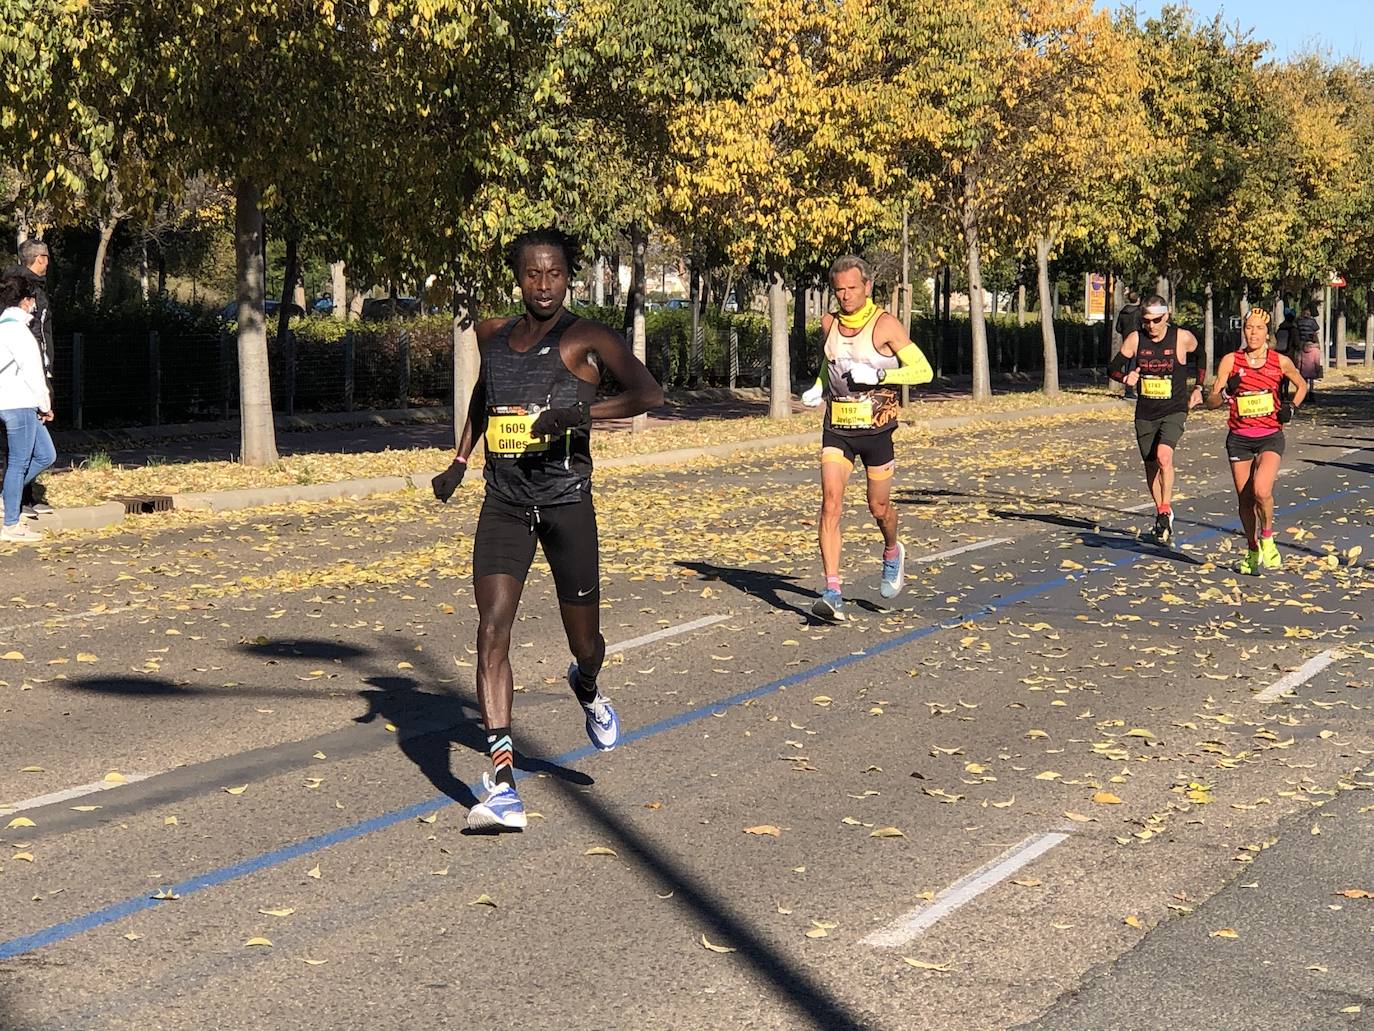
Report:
45,399,1128,532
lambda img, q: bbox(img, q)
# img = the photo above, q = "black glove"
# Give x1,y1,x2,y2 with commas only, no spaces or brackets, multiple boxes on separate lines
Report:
529,402,588,438
1226,373,1242,396
1278,402,1294,424
431,458,466,503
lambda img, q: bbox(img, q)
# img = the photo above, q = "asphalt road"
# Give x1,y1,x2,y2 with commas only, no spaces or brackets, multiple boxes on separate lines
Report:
1,386,1371,1031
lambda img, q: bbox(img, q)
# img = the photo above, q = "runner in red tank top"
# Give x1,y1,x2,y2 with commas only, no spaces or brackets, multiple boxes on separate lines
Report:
1205,308,1308,575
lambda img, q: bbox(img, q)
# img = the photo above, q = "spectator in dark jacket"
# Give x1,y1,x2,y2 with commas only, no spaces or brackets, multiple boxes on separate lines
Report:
0,239,53,514
1114,290,1142,398
1115,290,1142,342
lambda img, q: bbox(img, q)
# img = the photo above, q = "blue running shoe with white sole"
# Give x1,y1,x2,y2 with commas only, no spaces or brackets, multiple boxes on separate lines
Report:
811,587,846,622
466,772,527,831
570,663,619,751
879,541,906,599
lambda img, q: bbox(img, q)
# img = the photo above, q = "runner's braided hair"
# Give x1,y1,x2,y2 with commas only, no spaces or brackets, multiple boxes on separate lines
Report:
506,227,582,278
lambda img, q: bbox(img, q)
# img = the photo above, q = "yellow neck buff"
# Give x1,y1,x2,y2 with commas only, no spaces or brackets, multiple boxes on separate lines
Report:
837,298,879,330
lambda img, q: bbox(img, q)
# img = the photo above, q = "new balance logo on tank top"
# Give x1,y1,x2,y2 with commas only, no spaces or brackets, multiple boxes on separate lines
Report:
1134,324,1191,420
481,311,596,506
822,309,899,436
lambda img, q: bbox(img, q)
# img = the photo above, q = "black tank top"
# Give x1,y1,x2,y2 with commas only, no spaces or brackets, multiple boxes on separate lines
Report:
1134,324,1190,420
480,311,596,506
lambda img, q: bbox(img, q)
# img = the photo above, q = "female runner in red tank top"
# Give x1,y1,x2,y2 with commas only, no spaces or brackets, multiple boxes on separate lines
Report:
1205,308,1307,575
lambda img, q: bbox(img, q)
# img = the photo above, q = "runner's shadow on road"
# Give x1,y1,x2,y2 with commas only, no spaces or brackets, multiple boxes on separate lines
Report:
525,732,878,1031
676,561,817,619
1301,456,1374,476
989,509,1206,566
356,675,592,817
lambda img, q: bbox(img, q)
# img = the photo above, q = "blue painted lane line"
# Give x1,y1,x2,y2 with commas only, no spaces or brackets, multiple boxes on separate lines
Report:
0,480,1365,961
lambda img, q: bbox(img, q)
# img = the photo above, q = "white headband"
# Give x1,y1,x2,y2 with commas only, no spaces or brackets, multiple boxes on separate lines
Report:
1144,304,1169,316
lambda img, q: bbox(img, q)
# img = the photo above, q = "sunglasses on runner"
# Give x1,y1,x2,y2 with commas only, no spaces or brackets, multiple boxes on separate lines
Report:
1141,314,1167,326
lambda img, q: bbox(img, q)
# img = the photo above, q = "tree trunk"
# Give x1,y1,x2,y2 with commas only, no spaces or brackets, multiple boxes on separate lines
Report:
791,272,808,383
452,279,481,450
1017,284,1026,327
92,215,120,303
767,267,792,419
1336,307,1348,368
1204,282,1215,383
628,224,649,432
592,255,605,306
962,194,991,401
1364,308,1373,368
1036,237,1059,396
900,203,912,331
156,242,167,297
234,178,279,467
330,261,347,321
689,264,703,387
348,282,365,321
276,236,300,417
138,238,150,300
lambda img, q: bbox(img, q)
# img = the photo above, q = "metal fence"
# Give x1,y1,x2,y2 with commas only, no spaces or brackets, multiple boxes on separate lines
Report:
46,311,1240,430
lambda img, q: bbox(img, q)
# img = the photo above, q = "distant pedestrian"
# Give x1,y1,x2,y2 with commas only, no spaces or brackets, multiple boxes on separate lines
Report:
1,239,54,515
1295,301,1323,397
1115,289,1142,398
0,273,56,543
1274,307,1297,354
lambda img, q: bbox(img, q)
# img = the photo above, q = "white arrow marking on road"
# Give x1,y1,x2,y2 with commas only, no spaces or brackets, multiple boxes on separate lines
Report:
2,773,155,813
860,829,1072,948
1254,647,1345,703
909,538,1013,565
605,613,732,653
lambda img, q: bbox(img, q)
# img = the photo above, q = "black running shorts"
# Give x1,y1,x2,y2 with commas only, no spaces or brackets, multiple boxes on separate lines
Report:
821,427,896,473
1226,430,1285,462
1134,412,1187,461
472,490,600,604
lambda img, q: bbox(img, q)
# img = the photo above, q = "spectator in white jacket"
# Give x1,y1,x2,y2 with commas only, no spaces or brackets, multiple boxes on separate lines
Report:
0,273,55,542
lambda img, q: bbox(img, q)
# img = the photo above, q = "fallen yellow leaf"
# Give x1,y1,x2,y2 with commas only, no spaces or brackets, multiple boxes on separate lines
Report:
700,935,736,954
870,827,905,838
743,825,782,837
902,957,952,971
1210,928,1239,939
1093,791,1124,805
584,846,618,857
6,817,36,829
244,937,273,948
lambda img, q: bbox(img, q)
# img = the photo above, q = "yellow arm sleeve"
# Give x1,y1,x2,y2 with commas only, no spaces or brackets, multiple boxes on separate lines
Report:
881,344,933,386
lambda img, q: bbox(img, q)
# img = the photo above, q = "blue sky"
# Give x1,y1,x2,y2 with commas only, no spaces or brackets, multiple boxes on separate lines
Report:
1104,2,1368,61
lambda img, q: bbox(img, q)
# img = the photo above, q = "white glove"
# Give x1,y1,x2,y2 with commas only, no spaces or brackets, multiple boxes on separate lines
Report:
801,382,824,407
846,364,880,386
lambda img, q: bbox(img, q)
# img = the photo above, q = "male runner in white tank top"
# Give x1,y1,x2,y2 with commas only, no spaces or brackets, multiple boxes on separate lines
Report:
801,255,933,620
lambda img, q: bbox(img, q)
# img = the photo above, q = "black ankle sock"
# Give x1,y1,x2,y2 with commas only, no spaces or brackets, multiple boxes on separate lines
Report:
571,664,600,705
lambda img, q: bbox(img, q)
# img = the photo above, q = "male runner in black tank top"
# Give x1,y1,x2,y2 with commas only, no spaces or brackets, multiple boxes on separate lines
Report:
430,228,662,830
1107,294,1205,546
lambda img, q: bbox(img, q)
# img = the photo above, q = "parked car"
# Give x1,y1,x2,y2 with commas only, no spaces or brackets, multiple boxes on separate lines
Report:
360,296,425,320
218,299,305,321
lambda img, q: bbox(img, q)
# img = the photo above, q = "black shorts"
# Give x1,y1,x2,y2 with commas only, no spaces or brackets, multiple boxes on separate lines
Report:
1134,412,1186,461
821,427,896,474
472,490,600,604
1226,431,1285,462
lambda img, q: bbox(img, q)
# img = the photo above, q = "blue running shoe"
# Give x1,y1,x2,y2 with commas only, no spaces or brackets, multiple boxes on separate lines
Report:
570,663,619,751
466,772,527,831
879,541,906,599
811,588,846,622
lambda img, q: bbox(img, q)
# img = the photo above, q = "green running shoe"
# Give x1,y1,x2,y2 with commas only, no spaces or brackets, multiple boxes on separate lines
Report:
1237,548,1262,576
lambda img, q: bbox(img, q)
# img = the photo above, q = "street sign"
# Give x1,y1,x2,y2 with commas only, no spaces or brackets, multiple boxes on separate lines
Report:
1331,273,1347,287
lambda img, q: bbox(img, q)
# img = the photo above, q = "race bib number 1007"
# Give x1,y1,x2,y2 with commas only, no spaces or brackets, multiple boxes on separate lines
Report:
1235,392,1275,418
